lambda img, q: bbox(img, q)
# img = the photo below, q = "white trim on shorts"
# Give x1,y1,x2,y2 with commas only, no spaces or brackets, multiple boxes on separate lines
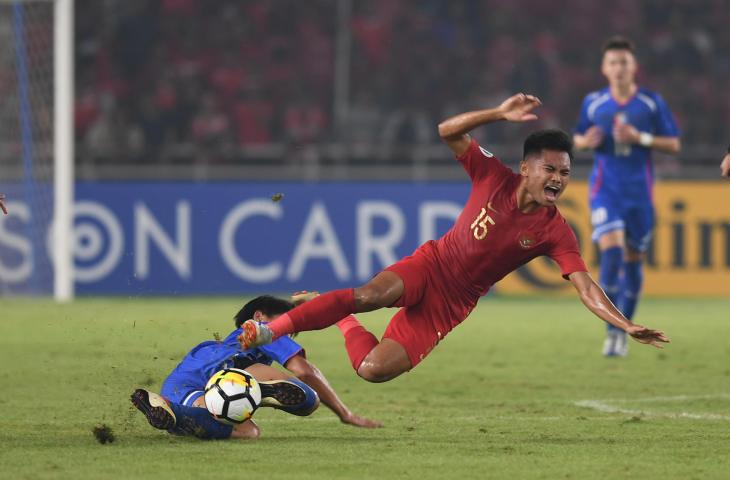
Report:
591,220,625,241
182,390,205,407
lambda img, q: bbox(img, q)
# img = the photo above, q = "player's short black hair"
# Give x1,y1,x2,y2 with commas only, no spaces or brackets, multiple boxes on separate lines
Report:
234,295,294,328
523,129,573,161
602,35,635,54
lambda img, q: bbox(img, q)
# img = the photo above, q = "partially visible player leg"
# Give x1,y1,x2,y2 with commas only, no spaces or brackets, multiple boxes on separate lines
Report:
333,258,432,379
613,252,643,357
356,338,412,382
336,315,380,371
597,229,628,356
592,195,629,356
335,314,413,382
598,232,623,308
620,249,644,321
357,296,454,382
131,388,234,439
616,206,654,356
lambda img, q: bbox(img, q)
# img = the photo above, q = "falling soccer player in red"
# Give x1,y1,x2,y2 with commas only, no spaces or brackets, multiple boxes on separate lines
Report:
240,93,670,382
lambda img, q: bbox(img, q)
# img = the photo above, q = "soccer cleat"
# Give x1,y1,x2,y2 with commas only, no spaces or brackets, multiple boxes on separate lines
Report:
258,379,317,416
239,319,273,349
259,380,307,409
602,330,629,357
130,389,176,431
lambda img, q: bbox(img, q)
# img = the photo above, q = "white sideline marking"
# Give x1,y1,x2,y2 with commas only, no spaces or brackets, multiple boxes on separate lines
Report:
603,393,730,403
261,415,620,424
574,394,730,421
260,394,730,424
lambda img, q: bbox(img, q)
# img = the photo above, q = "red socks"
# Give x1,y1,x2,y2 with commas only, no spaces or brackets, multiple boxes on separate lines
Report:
267,289,356,339
266,290,378,372
336,315,378,371
266,313,295,339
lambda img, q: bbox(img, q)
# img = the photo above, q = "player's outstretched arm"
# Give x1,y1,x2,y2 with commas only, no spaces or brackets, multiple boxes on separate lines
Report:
284,355,383,428
0,193,7,215
438,93,541,156
568,271,670,348
721,150,730,179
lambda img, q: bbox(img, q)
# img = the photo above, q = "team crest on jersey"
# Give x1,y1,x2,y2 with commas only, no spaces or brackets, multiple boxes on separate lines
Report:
479,146,494,157
518,232,537,249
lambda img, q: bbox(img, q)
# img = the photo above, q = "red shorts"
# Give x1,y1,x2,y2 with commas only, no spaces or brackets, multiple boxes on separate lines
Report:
383,251,476,368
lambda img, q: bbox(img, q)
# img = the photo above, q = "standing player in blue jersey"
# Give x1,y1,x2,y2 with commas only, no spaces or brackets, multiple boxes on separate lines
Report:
573,36,681,356
131,294,381,439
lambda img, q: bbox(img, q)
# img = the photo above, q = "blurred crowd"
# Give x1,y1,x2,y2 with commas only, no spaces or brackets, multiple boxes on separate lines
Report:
73,0,729,166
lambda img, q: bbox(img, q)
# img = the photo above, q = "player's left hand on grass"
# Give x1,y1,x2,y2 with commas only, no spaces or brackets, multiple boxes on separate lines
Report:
340,411,383,429
0,193,7,215
625,324,670,348
499,93,541,123
613,123,640,144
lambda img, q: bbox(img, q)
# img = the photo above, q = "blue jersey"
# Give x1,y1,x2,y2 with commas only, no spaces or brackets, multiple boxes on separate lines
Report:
161,326,303,405
575,87,679,203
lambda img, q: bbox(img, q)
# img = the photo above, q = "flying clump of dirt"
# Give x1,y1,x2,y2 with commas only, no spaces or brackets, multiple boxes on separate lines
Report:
93,424,116,444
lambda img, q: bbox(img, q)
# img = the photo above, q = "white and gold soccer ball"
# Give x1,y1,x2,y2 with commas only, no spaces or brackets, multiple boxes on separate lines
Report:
204,368,262,424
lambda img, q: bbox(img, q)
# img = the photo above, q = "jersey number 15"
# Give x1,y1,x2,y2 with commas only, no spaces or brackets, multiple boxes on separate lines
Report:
470,207,495,240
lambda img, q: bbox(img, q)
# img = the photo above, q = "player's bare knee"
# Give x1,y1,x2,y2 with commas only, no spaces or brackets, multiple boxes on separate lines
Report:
356,364,388,383
356,362,398,383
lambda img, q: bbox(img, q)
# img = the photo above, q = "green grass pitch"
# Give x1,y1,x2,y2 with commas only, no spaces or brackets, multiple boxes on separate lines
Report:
1,296,729,479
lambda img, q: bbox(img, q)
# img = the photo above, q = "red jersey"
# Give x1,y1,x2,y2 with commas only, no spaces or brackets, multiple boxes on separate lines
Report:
413,138,587,302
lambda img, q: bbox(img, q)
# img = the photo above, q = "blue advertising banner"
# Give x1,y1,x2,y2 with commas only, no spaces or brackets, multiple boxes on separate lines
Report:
4,181,729,296
0,182,469,295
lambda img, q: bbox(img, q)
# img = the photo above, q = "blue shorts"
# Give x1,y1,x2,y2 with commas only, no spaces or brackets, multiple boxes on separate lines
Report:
590,194,654,252
161,372,205,407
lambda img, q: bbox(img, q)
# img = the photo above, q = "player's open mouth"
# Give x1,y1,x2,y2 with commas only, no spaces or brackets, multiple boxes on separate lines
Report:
544,185,560,202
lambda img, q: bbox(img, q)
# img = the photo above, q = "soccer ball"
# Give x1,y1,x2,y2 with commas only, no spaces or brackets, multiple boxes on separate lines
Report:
204,368,262,424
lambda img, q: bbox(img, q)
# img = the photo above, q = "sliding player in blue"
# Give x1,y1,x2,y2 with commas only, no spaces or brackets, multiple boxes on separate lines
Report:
131,294,381,439
573,36,680,356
